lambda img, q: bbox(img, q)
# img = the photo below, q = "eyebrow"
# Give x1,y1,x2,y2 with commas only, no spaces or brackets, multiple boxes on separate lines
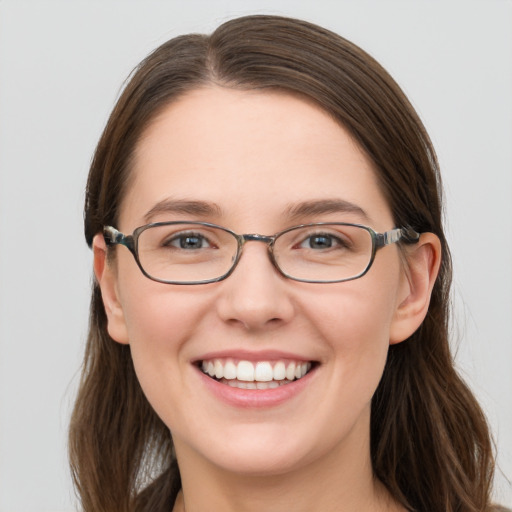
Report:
284,199,370,222
143,197,369,225
143,199,222,223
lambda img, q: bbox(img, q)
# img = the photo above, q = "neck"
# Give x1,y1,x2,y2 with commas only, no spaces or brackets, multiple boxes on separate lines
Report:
172,427,402,512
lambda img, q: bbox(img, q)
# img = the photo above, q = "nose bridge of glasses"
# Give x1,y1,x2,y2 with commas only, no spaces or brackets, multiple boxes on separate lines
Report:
240,233,275,246
230,233,279,277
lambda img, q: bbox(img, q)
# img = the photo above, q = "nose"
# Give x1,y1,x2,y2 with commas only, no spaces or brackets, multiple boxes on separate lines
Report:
215,241,295,331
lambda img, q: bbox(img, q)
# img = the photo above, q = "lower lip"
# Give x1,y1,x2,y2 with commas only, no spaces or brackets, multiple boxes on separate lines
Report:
196,366,315,408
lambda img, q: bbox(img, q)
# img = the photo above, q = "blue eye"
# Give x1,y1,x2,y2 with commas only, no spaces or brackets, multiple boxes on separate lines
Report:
166,233,211,250
307,235,332,249
301,234,342,250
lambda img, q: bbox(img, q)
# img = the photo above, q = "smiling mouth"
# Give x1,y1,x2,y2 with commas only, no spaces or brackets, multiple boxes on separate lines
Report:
200,358,314,390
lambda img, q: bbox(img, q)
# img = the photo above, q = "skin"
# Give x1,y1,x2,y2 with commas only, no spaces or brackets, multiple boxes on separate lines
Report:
94,88,441,512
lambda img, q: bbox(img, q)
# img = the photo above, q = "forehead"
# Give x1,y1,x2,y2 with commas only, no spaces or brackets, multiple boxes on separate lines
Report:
121,87,392,231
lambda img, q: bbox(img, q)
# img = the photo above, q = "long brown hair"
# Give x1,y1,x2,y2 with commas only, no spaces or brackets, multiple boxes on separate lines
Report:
70,15,498,512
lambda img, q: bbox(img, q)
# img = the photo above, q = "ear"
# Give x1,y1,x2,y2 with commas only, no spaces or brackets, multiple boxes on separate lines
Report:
92,234,130,344
389,232,442,344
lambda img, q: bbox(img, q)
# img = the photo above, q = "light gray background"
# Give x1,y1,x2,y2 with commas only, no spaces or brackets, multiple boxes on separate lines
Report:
0,1,510,510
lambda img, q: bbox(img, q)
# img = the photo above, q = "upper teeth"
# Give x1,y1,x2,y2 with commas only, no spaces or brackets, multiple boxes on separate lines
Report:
201,359,312,382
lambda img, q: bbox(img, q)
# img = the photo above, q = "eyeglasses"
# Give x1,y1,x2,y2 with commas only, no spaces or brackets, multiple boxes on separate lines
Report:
103,221,420,285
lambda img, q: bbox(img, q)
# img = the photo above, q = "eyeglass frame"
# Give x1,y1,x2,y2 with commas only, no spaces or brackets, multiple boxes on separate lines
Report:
103,221,420,285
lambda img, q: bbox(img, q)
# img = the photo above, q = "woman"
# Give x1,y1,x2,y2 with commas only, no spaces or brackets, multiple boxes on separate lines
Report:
69,15,503,512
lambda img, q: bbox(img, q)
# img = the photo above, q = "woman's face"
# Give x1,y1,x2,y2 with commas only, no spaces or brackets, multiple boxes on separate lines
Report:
99,88,414,476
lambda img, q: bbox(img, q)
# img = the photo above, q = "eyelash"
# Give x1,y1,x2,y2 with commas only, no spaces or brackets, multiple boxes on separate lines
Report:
296,232,351,250
163,232,214,250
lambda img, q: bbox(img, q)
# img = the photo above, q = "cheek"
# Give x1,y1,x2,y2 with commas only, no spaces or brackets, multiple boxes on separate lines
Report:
312,277,398,347
323,294,391,383
117,248,215,345
118,288,220,437
116,278,212,390
308,264,402,390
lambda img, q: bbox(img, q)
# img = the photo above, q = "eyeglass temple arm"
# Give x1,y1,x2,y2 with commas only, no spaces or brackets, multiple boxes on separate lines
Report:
103,226,135,251
375,226,420,248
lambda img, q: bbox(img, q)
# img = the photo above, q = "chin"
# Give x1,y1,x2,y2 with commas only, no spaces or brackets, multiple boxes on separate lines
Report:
174,419,348,479
209,445,310,477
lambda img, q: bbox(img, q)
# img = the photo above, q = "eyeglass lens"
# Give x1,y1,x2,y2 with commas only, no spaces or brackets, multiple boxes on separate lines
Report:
136,223,374,284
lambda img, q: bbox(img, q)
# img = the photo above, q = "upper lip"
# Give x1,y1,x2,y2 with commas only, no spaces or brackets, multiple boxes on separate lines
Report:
192,349,317,364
